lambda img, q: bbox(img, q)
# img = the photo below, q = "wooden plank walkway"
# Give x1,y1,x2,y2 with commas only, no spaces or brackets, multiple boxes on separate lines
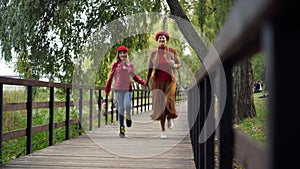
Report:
1,101,196,169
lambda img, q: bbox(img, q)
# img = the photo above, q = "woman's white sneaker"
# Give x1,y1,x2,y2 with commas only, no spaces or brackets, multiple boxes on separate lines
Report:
168,119,174,129
160,132,167,139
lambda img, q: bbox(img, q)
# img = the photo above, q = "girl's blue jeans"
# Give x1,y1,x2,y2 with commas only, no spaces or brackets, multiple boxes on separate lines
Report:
115,91,132,127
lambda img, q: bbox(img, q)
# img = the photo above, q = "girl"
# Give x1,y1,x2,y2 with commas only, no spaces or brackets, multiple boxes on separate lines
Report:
105,45,146,138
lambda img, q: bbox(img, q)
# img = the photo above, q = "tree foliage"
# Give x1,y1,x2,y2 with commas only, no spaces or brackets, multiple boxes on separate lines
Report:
195,0,232,41
252,52,266,82
1,0,265,92
0,0,162,82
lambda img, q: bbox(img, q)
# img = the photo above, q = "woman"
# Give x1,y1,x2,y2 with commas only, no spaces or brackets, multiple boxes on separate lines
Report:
145,31,181,139
105,45,146,138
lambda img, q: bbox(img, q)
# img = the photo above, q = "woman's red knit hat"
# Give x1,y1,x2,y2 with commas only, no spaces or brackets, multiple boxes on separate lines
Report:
155,31,170,41
117,45,128,53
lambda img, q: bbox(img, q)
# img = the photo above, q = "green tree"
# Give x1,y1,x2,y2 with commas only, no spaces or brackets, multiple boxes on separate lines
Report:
252,52,266,83
0,0,161,83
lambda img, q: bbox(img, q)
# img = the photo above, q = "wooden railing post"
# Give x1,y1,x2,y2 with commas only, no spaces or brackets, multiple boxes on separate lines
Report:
188,83,201,169
89,89,93,131
264,4,300,168
0,84,3,163
188,74,215,169
49,87,54,146
136,88,139,114
204,77,214,169
132,90,135,115
111,90,115,123
65,88,70,140
115,91,118,121
26,86,33,155
79,89,83,135
147,89,150,111
98,90,101,128
199,81,205,169
219,65,234,169
144,89,147,112
105,94,108,125
142,89,145,112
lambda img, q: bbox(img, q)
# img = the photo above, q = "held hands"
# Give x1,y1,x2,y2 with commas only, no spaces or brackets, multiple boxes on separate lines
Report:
143,81,149,89
173,63,181,69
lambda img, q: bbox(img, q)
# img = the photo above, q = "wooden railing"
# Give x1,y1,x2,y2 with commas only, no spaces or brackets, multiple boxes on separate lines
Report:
187,0,298,169
0,76,156,163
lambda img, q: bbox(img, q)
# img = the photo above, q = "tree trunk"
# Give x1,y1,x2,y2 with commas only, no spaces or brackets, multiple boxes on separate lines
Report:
232,58,256,123
166,0,256,123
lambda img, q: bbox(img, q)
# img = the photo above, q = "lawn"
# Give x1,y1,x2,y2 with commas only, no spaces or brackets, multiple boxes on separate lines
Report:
234,92,268,143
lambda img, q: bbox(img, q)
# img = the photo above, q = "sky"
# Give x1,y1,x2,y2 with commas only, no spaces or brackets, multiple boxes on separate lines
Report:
0,58,17,76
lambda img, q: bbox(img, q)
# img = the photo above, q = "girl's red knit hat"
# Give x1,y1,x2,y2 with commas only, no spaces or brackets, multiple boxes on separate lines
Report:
117,46,128,53
155,31,170,41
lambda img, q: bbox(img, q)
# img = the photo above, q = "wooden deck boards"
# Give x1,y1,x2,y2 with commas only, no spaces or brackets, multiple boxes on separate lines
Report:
1,101,196,169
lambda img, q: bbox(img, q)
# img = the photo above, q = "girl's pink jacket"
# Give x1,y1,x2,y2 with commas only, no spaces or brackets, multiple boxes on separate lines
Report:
105,61,145,94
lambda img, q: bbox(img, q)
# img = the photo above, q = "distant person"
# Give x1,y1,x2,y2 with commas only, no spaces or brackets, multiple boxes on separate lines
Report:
259,92,269,98
145,31,181,139
105,45,146,138
254,81,263,93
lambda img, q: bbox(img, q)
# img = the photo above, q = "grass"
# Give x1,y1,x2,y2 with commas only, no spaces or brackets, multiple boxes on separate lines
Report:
234,91,268,143
232,91,268,168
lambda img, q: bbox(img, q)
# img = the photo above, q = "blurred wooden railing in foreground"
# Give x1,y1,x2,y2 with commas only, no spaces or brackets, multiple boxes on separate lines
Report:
186,0,299,169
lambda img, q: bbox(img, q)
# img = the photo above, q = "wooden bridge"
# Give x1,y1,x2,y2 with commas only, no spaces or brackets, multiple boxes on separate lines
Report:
0,75,191,168
1,0,299,168
0,100,195,169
